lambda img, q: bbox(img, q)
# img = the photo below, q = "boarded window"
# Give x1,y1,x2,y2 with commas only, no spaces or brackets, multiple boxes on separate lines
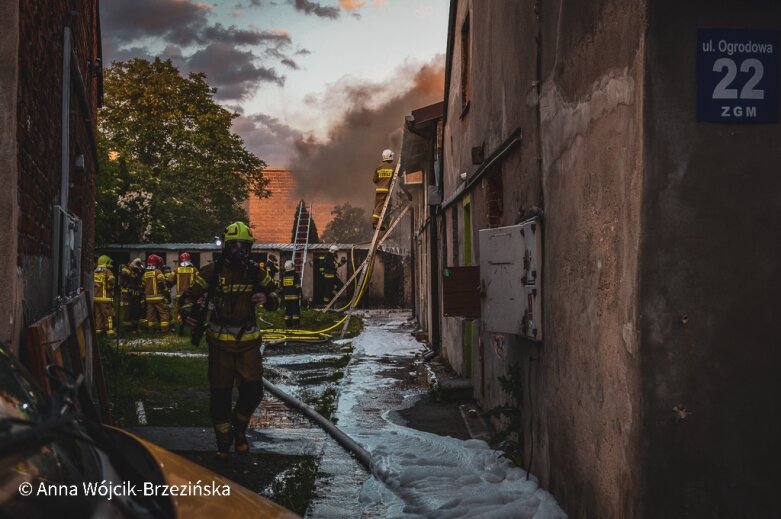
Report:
442,266,481,318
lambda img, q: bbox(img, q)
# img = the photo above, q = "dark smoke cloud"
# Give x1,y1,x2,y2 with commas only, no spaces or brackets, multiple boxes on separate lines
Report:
289,0,340,18
233,113,305,168
289,57,445,211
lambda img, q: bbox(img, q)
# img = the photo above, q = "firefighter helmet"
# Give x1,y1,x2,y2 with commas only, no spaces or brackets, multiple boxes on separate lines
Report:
130,258,143,269
179,252,191,263
382,149,394,162
284,260,294,270
224,221,254,244
329,245,338,254
97,255,113,268
146,254,163,267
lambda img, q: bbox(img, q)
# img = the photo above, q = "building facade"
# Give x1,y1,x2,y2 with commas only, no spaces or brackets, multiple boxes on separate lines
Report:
407,1,781,517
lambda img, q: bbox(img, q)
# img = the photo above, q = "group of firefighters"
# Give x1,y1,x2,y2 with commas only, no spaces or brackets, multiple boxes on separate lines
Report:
92,244,345,337
90,149,397,460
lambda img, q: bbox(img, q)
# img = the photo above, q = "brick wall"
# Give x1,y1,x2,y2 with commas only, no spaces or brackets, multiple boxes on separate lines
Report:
16,0,100,323
248,169,335,243
17,0,99,262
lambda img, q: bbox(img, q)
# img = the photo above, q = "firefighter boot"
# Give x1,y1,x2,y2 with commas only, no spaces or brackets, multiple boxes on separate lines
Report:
214,421,233,461
232,411,251,455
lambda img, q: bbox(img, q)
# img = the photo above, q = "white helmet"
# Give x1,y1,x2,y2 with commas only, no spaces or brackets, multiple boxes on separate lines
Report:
329,245,338,253
382,149,394,162
284,260,294,270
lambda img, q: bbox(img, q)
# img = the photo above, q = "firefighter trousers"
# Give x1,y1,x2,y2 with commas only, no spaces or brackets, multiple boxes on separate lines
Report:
94,301,116,336
145,299,171,332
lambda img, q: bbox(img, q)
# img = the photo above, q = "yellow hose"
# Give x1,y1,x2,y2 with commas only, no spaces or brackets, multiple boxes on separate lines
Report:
265,239,378,342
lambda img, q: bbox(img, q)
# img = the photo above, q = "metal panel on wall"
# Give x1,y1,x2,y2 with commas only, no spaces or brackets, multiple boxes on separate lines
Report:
479,218,542,340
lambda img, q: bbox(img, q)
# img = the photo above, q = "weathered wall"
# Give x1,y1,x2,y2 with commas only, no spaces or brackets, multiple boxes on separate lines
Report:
535,0,646,517
639,2,781,516
0,1,21,353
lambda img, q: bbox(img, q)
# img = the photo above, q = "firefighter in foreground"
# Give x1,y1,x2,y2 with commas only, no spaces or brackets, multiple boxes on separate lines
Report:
372,148,396,230
93,255,116,336
143,254,171,333
174,252,198,334
179,222,280,459
281,260,302,328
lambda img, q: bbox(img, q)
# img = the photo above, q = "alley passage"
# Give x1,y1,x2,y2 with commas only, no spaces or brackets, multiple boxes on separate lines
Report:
304,311,566,519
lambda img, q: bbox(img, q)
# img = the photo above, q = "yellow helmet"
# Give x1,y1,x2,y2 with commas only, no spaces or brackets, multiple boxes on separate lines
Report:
97,255,113,268
224,221,254,243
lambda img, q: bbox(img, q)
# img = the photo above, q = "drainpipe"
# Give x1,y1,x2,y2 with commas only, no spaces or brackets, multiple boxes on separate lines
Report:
52,27,72,301
60,27,71,212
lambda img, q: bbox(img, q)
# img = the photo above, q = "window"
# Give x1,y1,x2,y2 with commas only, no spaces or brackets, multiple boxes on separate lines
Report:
460,13,471,114
486,168,504,228
463,195,472,266
451,206,459,266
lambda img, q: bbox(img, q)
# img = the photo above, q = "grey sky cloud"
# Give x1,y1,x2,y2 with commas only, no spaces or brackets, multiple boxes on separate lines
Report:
281,58,300,69
186,42,286,100
289,0,340,19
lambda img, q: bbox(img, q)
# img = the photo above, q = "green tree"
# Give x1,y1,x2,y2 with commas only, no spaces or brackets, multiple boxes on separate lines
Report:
320,203,373,243
97,58,268,245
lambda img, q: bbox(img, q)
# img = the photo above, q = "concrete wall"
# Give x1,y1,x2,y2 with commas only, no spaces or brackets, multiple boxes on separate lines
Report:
0,1,20,353
639,2,781,516
536,1,646,517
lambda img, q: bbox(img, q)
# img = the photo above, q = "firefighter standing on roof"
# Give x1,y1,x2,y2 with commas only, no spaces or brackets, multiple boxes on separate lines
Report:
282,260,302,328
93,255,116,336
178,222,280,460
143,254,171,333
372,149,395,230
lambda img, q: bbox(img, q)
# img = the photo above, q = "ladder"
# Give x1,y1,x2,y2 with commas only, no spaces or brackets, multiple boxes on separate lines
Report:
339,162,402,338
292,200,313,286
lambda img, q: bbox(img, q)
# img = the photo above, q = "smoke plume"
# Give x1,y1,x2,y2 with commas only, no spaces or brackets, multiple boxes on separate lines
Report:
290,57,444,212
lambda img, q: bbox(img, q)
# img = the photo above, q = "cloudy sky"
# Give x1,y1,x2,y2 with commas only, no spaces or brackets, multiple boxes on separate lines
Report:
102,0,449,208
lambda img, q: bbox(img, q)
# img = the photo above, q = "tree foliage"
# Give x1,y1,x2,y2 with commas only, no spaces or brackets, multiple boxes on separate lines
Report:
320,203,373,243
96,58,268,245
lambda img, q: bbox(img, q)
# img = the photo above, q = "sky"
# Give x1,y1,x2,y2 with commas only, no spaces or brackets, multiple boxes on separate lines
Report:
101,0,449,210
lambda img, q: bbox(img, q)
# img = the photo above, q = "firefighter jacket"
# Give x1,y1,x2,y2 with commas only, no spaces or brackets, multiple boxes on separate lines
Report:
175,264,198,293
93,267,115,302
373,161,395,195
281,270,302,301
120,265,143,295
178,258,279,350
143,267,168,302
321,252,339,279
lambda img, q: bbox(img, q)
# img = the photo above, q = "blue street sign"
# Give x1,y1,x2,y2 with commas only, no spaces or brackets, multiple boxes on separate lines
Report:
697,29,780,123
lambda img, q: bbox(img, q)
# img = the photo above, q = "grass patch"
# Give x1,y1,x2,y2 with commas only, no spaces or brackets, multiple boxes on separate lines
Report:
257,308,363,338
176,451,318,517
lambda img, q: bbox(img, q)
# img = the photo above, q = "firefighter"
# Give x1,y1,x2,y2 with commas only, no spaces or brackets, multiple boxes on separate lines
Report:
174,252,198,334
93,255,116,336
372,149,396,230
143,254,171,333
281,260,302,328
266,255,279,283
178,221,280,460
322,245,345,305
120,258,145,332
